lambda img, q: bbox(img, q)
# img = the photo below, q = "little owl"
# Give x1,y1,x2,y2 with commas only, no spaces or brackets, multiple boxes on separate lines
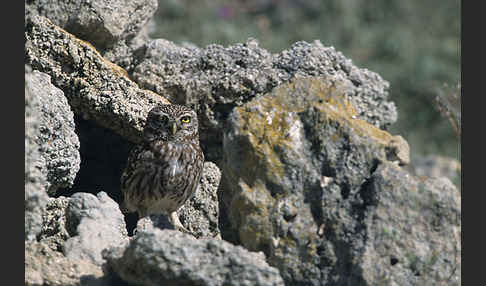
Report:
121,104,204,232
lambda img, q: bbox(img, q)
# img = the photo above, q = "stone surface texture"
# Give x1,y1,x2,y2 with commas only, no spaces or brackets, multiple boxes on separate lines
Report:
25,15,169,144
179,161,222,238
38,196,71,252
25,241,106,286
25,0,157,52
64,192,129,266
221,76,458,285
26,70,81,194
104,228,285,286
25,66,49,241
358,162,461,285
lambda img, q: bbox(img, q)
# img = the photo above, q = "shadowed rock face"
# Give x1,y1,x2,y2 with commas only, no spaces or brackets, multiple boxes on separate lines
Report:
222,77,458,285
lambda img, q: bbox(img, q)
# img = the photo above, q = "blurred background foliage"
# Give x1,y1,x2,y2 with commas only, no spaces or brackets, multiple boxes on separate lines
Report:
150,0,461,162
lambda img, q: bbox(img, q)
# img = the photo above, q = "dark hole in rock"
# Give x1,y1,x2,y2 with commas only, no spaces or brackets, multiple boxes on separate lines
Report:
390,256,399,266
56,114,137,234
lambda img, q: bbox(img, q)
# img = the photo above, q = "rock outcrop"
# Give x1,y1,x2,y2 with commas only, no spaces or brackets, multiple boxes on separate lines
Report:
24,1,460,285
221,76,459,285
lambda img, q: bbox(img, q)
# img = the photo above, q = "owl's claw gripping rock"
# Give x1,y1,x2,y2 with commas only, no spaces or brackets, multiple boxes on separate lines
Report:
170,211,190,234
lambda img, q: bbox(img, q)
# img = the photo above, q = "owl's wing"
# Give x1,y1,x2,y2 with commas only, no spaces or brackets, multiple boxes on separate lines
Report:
120,145,144,190
119,145,146,213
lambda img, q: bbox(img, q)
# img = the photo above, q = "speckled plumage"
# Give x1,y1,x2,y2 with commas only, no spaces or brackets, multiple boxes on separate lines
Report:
121,104,204,231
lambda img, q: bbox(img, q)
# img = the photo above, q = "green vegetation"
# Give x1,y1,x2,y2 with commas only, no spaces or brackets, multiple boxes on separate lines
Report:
150,0,460,161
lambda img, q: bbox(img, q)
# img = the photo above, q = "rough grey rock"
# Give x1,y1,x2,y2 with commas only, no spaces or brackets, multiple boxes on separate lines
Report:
102,21,154,72
67,0,157,51
26,70,81,194
25,0,157,52
25,0,80,28
179,161,222,238
25,15,170,144
104,228,285,286
357,162,461,285
64,192,129,266
131,38,397,162
222,77,458,285
25,241,106,286
38,196,71,252
25,66,49,241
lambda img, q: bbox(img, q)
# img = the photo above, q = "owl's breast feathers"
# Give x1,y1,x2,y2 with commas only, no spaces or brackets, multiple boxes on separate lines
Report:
121,138,204,215
151,140,204,188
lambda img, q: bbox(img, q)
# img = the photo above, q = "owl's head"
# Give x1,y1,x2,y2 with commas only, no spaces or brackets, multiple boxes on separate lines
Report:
143,104,199,143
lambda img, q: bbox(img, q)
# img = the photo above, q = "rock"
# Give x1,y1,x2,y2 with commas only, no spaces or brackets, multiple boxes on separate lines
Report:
385,135,410,166
220,76,457,285
179,161,222,238
357,162,461,285
131,39,397,162
67,0,157,51
25,0,81,28
25,66,49,241
63,192,129,266
25,15,170,144
25,241,106,286
102,20,155,72
25,0,157,52
38,196,71,252
25,70,81,195
104,228,285,286
274,41,397,128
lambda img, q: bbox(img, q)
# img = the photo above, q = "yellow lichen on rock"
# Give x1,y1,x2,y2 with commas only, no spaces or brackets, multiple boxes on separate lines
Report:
224,76,410,257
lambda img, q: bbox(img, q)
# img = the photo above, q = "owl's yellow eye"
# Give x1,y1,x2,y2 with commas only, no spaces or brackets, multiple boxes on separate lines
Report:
181,116,191,124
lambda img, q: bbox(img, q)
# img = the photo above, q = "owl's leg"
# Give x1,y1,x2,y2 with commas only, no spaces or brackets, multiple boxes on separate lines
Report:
169,211,190,234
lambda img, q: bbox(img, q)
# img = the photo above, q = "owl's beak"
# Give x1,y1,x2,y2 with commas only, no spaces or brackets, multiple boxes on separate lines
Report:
172,122,178,135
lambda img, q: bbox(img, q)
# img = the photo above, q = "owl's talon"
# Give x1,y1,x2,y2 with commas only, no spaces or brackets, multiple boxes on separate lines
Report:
175,225,191,234
169,211,190,234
